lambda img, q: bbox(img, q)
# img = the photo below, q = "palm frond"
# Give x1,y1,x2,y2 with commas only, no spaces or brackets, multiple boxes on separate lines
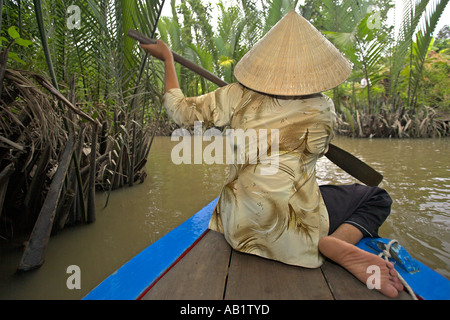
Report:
390,0,430,97
409,0,449,108
32,0,58,89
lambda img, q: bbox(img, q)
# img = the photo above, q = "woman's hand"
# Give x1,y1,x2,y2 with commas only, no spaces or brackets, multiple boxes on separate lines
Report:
140,40,173,62
140,39,179,92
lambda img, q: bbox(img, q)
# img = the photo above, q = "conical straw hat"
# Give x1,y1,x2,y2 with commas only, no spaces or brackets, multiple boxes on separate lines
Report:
234,10,352,96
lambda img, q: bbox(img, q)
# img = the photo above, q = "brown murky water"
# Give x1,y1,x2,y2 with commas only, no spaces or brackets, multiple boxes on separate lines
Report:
0,136,449,299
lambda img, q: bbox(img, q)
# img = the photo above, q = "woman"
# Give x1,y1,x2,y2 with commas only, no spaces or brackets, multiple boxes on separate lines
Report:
141,10,403,298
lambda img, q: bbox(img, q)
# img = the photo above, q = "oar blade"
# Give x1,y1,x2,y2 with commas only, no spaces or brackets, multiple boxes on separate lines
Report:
325,143,383,186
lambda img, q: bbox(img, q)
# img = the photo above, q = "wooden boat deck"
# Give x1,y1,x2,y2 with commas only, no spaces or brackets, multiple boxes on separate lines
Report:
141,230,411,300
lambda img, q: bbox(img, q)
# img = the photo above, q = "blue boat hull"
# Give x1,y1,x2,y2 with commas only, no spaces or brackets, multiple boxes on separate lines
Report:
357,238,450,300
84,197,449,300
84,198,218,300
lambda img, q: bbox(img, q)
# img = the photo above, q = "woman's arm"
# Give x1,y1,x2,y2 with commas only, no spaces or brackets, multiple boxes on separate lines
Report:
140,39,243,128
140,40,179,92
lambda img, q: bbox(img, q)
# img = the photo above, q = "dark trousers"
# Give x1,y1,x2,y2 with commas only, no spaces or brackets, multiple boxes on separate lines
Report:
319,183,392,238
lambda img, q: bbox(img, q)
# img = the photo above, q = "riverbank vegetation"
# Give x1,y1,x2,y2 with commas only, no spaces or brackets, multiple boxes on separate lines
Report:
155,0,449,138
0,0,449,269
0,0,166,270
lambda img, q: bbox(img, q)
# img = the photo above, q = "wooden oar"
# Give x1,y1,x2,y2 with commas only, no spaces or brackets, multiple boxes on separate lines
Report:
325,144,382,186
128,30,227,87
128,29,383,186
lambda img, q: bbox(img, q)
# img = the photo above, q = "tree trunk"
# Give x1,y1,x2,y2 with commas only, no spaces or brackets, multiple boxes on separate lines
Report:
17,136,75,272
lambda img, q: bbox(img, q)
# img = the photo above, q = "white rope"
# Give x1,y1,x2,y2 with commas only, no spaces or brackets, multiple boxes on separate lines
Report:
378,239,418,300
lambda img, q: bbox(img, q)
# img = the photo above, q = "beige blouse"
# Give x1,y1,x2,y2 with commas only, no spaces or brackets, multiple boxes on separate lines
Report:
163,83,336,268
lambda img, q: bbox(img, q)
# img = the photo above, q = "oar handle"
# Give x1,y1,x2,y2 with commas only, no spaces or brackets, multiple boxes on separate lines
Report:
127,30,157,45
127,29,228,87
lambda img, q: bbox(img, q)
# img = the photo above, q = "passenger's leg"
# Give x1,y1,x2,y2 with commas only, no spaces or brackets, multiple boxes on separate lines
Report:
318,184,403,298
319,224,404,298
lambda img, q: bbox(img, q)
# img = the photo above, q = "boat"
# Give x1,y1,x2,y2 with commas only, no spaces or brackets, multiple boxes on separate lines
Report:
83,198,450,300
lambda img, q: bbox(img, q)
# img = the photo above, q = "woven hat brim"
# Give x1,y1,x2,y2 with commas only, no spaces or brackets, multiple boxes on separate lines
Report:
234,11,352,96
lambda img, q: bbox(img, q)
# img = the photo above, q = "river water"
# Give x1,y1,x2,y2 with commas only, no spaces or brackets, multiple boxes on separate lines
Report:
0,136,449,299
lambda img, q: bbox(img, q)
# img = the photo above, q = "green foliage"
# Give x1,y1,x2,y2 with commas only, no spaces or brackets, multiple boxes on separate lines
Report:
1,26,33,65
167,0,450,115
1,0,167,199
2,0,449,134
417,51,450,110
